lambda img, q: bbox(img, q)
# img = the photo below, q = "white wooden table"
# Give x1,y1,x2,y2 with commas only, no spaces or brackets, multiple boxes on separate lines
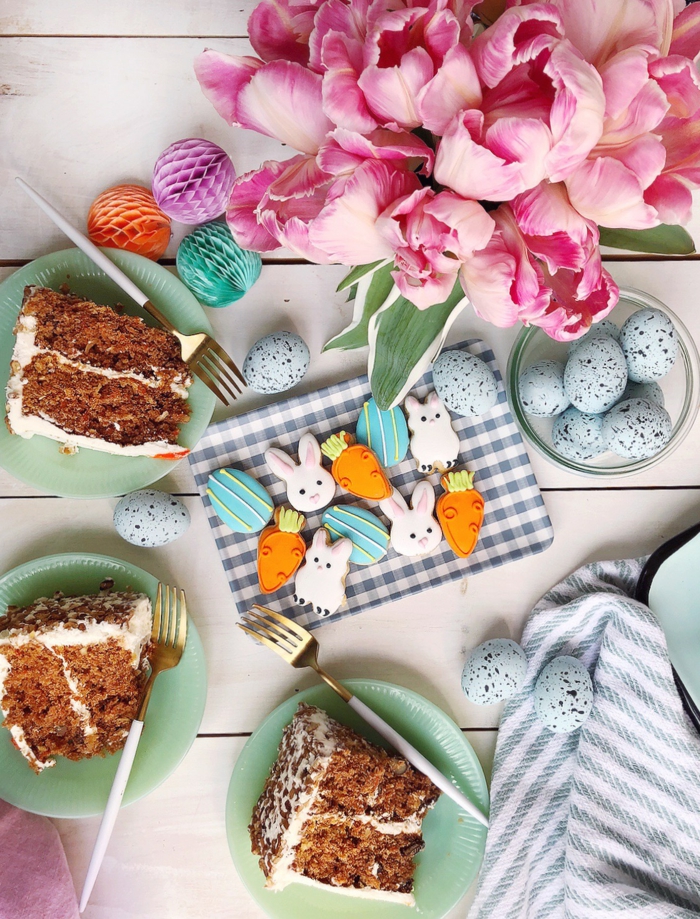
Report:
1,5,700,917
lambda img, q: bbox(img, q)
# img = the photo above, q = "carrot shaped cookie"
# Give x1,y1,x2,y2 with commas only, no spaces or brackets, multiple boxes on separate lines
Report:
320,432,393,501
257,507,306,594
436,471,484,558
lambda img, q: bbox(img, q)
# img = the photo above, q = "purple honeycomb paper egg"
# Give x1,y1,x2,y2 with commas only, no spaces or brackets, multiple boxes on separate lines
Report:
152,138,236,224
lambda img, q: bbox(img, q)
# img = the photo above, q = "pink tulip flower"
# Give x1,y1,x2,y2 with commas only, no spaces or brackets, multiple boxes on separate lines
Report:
247,0,324,67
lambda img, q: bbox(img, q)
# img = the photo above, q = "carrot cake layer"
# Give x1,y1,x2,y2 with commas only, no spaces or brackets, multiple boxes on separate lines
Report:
5,286,192,457
249,703,440,906
0,582,152,773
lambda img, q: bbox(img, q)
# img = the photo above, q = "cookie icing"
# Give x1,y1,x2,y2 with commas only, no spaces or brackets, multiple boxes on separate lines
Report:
436,470,484,559
379,481,442,558
258,507,306,594
207,468,274,533
293,527,353,618
320,432,393,502
321,505,389,566
405,392,460,474
265,433,336,513
355,399,409,467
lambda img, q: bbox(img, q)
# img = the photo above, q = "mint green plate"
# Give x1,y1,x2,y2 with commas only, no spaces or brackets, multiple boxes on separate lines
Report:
0,553,207,817
0,248,217,497
226,680,489,919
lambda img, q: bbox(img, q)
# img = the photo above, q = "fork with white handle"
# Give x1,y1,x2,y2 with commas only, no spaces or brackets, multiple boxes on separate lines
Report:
239,604,489,828
15,176,245,406
79,585,188,912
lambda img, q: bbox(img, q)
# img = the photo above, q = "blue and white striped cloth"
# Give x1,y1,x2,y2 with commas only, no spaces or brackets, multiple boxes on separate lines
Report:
471,558,700,919
188,339,553,629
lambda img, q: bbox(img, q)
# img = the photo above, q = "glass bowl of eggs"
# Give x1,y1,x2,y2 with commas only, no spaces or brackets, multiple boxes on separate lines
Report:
506,288,700,477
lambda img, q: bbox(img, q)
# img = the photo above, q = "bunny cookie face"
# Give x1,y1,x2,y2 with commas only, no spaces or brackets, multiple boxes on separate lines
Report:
265,433,336,513
380,481,443,557
294,527,353,618
405,392,460,474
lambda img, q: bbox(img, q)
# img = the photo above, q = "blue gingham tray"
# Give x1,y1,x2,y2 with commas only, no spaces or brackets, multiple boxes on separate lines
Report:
189,339,553,629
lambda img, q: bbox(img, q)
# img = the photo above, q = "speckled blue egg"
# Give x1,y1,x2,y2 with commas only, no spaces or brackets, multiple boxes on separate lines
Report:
534,656,593,733
564,337,627,413
432,350,498,417
518,360,569,417
602,398,672,459
461,639,528,705
621,380,665,408
114,490,190,547
552,408,605,461
567,320,620,355
620,308,677,382
243,332,309,394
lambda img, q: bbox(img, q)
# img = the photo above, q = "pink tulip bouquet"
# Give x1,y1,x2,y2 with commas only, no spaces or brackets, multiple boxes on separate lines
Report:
195,0,700,408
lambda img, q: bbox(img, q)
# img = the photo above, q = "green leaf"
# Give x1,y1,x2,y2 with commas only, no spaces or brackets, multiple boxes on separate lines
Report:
368,281,467,410
599,224,696,255
336,260,384,292
323,262,395,352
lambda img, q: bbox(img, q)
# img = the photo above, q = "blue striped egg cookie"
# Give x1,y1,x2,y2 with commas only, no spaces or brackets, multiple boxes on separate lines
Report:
355,398,409,467
321,505,389,566
207,468,273,533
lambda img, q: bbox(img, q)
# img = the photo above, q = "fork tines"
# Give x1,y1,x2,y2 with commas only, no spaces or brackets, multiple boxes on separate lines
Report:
153,583,188,647
238,605,306,659
192,343,245,406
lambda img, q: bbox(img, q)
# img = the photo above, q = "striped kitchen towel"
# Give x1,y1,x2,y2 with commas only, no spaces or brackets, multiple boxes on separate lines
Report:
471,558,700,919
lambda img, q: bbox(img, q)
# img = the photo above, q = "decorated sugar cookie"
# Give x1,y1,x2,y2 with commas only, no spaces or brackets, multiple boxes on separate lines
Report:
257,507,306,594
355,398,409,467
265,433,336,513
405,392,460,474
294,527,353,618
380,481,442,558
436,470,484,559
320,432,392,502
207,468,273,533
322,505,389,566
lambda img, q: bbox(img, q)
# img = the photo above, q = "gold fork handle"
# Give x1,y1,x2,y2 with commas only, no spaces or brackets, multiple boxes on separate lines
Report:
136,667,160,721
142,299,178,334
311,662,352,703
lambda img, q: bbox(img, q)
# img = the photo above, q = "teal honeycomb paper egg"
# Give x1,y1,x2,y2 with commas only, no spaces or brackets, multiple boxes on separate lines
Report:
176,221,262,307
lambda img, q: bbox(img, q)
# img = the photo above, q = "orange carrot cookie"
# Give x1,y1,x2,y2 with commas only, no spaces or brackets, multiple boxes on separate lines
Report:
320,431,393,502
436,470,484,558
257,507,306,594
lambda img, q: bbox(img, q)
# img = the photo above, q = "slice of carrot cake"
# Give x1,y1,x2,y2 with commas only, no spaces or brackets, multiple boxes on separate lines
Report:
5,285,192,458
0,580,152,773
249,703,440,906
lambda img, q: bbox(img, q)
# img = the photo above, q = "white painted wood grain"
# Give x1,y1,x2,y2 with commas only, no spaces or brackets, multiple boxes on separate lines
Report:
1,486,698,734
55,731,496,919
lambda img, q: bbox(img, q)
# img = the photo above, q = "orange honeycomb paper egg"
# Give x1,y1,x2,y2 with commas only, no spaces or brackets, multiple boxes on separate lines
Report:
87,184,172,260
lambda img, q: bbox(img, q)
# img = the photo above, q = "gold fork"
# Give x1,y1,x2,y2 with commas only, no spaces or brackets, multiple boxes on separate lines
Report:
239,605,489,827
80,585,188,912
16,177,245,406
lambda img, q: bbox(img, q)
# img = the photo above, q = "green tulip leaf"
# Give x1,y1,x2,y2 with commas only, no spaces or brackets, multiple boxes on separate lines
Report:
336,260,385,292
599,224,696,255
323,261,395,352
368,281,467,410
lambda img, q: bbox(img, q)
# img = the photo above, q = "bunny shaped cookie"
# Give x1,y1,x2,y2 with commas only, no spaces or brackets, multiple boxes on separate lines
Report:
405,392,460,474
380,481,443,557
265,433,336,513
294,527,353,617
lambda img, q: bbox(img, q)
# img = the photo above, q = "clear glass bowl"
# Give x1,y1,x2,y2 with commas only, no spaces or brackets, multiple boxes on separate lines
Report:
506,288,700,477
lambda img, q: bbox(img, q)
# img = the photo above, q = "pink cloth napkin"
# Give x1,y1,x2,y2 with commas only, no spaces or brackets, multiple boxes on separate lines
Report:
0,800,79,919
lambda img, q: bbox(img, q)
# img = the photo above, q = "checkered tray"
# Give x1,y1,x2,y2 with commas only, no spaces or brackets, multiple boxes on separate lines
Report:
189,339,553,629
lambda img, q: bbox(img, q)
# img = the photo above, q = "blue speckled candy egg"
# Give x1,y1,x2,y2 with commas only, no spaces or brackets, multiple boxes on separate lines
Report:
355,398,409,467
243,332,310,394
461,639,528,705
564,337,627,413
207,468,273,533
322,505,390,566
534,656,593,733
551,408,605,461
620,308,677,383
518,360,570,417
567,319,620,355
621,380,665,408
602,398,672,460
432,350,498,417
114,490,190,547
